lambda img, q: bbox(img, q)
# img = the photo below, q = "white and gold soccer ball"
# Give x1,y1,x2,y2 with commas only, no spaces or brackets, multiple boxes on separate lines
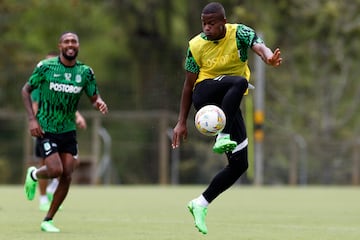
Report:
195,105,226,136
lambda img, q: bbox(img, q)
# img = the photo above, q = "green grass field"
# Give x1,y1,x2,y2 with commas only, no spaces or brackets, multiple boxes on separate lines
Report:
0,185,359,240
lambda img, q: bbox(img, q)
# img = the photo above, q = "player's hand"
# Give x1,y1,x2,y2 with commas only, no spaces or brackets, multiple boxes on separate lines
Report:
267,48,282,67
29,119,44,138
76,113,87,129
95,98,108,114
172,122,187,149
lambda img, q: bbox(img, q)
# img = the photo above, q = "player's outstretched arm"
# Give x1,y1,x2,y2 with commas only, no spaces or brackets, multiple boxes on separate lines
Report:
252,44,282,67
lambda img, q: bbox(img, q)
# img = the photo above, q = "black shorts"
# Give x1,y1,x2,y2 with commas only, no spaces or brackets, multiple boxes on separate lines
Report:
192,77,247,144
35,131,78,158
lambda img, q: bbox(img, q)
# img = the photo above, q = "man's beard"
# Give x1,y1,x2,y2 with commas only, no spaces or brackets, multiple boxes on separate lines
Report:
62,50,78,61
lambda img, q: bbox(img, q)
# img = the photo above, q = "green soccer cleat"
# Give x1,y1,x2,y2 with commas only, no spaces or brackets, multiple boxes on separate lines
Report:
24,166,38,201
187,200,208,234
46,192,54,202
41,220,60,233
39,202,50,212
39,202,63,212
45,193,64,211
212,135,237,154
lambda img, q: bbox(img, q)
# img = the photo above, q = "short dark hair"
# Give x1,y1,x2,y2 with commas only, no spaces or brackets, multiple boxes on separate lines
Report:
58,32,79,43
202,2,226,18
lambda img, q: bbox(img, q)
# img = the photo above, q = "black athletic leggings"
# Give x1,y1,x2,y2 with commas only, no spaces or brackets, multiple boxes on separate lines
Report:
192,76,249,203
203,148,248,203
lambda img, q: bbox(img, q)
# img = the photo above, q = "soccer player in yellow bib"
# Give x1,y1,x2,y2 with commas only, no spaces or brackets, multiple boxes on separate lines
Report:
172,2,282,234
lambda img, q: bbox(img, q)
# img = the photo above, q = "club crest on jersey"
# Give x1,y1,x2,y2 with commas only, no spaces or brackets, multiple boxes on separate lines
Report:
65,73,72,81
75,74,82,83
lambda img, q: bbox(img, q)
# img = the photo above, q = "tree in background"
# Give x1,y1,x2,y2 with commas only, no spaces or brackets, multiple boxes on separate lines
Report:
1,0,360,184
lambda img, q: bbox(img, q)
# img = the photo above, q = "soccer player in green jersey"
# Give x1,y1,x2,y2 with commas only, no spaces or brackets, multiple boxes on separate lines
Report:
32,51,88,212
21,32,108,232
171,2,282,234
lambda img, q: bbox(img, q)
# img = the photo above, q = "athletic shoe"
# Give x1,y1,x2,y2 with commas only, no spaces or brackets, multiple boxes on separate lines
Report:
24,166,38,201
46,178,59,198
187,200,208,234
212,135,237,154
41,220,60,233
46,192,54,202
46,193,64,211
39,202,50,212
39,202,63,212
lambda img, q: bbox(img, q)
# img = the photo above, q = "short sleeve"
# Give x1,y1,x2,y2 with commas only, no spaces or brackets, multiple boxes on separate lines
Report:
184,48,200,74
83,67,99,97
236,24,264,62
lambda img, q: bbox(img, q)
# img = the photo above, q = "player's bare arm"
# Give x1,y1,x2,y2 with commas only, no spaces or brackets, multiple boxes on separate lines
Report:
252,43,282,67
91,95,108,114
21,83,44,137
172,71,197,149
75,111,87,129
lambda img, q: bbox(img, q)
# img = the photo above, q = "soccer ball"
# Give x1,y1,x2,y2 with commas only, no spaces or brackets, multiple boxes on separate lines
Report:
195,105,226,136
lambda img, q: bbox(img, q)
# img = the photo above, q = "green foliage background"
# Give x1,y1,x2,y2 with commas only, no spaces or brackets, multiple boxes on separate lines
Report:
1,0,360,184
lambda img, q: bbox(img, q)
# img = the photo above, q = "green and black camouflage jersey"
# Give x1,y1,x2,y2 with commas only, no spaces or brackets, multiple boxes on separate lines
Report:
28,56,99,133
185,23,264,74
